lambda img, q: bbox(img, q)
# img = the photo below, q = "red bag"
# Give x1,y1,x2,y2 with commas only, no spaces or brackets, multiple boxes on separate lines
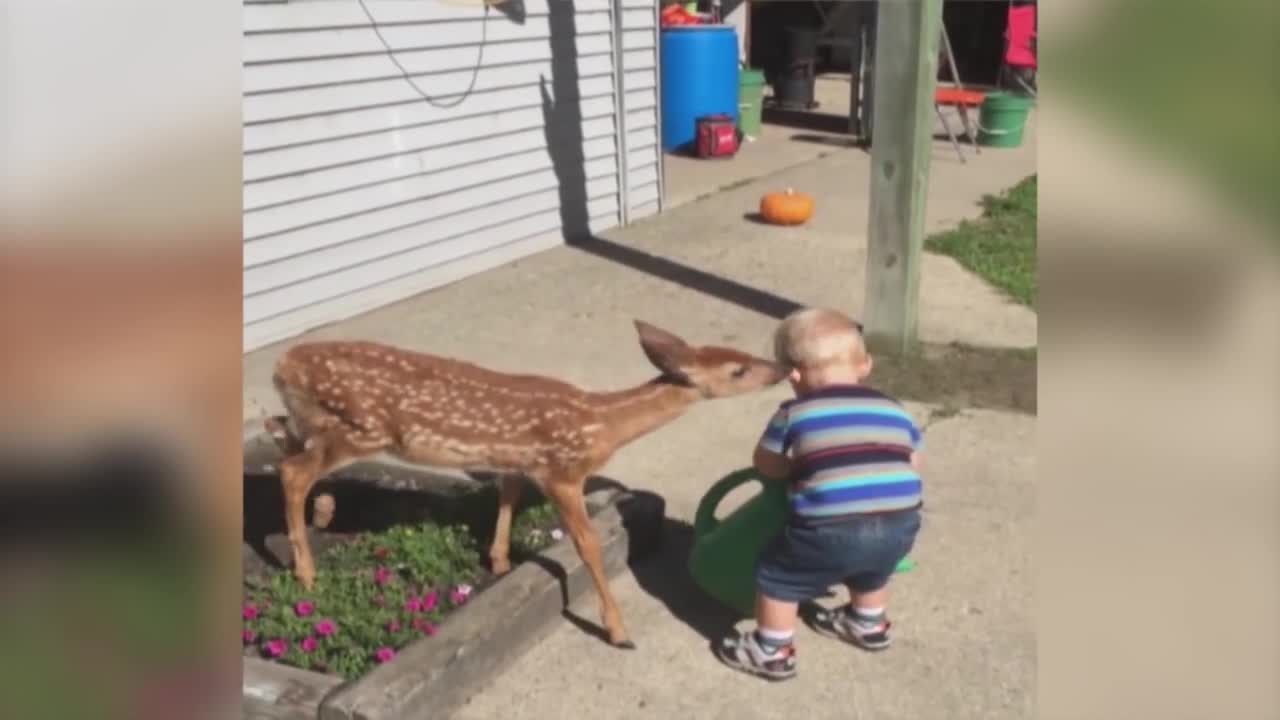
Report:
695,114,740,159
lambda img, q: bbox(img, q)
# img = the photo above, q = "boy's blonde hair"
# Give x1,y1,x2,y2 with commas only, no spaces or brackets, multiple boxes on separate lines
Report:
773,307,866,370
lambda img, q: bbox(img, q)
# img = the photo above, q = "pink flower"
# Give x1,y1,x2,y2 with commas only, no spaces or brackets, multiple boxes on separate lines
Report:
403,596,422,613
314,619,337,637
374,647,396,663
301,637,319,653
264,639,288,658
241,629,256,645
449,584,473,606
293,600,315,617
420,622,438,636
386,620,402,633
242,603,259,621
373,547,390,560
421,591,439,612
374,566,393,585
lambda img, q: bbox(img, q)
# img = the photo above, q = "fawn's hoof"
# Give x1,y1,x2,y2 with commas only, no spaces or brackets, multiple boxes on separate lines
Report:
312,493,335,529
613,639,637,650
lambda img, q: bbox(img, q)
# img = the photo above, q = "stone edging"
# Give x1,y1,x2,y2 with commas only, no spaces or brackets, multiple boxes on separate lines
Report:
242,452,665,720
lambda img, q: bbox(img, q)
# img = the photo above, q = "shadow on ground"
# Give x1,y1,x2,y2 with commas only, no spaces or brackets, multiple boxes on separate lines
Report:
790,132,864,150
762,106,850,135
243,468,553,583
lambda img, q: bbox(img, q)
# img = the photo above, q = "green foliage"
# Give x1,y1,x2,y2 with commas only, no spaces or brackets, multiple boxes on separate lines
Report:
926,175,1037,307
245,495,562,680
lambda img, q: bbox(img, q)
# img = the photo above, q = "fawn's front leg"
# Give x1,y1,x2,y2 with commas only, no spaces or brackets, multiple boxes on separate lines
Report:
546,477,634,649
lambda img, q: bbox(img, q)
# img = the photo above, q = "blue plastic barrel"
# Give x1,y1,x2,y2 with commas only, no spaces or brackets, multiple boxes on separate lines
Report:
660,25,740,153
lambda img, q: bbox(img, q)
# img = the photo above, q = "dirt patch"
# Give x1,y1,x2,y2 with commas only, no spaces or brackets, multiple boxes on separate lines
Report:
866,341,1037,415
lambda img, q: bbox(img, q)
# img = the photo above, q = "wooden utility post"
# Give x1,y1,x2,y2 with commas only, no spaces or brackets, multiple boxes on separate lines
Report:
862,0,943,353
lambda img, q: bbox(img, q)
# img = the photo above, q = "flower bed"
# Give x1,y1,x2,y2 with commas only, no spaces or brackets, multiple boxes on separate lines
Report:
242,490,562,680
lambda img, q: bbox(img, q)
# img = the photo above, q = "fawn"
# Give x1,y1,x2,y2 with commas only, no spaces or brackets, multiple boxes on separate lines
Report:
263,320,786,648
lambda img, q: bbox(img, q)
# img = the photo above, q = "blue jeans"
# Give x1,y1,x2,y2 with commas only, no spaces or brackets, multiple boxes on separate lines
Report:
755,509,922,603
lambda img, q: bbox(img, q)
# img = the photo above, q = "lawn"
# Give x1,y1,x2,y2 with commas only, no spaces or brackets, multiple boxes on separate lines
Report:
925,174,1037,307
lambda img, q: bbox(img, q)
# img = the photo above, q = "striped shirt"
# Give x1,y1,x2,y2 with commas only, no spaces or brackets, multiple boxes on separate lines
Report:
757,385,923,523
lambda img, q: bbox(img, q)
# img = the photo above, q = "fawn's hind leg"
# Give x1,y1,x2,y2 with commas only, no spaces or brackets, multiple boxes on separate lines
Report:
279,428,389,589
266,415,335,528
488,475,525,575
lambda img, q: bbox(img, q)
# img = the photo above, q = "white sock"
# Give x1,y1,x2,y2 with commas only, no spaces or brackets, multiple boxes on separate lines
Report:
849,606,885,628
754,627,794,653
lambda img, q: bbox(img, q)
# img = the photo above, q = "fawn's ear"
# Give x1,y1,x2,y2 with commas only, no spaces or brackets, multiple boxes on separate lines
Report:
634,320,695,381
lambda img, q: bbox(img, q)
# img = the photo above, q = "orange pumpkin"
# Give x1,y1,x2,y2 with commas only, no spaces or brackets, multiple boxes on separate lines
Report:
759,188,815,226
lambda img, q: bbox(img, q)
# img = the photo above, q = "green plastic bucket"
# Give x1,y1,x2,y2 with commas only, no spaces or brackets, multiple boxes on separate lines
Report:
977,91,1035,148
738,67,766,139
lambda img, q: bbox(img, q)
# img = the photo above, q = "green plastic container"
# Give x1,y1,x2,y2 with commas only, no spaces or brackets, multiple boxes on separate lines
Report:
687,469,914,617
738,67,766,139
977,91,1035,148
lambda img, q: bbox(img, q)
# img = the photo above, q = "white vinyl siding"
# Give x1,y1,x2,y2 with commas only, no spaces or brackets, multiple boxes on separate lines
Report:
619,0,662,221
242,0,658,352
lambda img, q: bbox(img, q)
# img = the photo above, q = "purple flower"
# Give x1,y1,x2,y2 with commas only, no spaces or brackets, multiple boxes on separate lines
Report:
421,591,439,612
301,637,319,653
241,629,256,645
386,620,402,633
293,600,315,617
374,647,396,663
374,566,393,585
264,639,288,658
242,603,259,621
420,622,438,636
314,619,337,637
403,596,423,614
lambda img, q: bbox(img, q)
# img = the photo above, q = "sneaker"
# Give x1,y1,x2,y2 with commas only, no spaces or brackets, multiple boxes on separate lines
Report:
813,605,893,651
714,630,797,681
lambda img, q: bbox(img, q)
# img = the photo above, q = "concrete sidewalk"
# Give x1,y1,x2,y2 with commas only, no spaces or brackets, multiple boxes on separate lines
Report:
243,126,1036,719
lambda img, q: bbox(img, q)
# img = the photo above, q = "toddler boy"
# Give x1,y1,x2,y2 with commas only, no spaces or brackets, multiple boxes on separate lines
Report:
716,308,924,681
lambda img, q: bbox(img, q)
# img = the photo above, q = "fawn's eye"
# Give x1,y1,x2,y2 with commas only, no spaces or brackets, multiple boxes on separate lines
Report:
731,365,749,379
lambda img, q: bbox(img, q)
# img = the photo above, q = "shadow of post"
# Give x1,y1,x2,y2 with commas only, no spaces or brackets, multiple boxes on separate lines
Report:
540,0,806,322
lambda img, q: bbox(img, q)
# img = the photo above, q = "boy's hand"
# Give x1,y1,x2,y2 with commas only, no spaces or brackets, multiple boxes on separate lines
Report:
910,451,922,473
753,446,791,481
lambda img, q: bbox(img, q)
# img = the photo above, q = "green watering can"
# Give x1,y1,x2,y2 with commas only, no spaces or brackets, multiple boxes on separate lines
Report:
688,469,915,617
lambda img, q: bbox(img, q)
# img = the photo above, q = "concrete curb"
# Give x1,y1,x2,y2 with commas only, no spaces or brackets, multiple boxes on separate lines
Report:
241,434,666,720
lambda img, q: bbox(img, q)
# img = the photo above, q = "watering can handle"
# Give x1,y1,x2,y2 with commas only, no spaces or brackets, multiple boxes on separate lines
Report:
694,469,762,537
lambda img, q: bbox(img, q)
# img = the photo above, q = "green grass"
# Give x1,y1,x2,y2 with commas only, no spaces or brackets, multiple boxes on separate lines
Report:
1052,1,1277,233
925,175,1037,307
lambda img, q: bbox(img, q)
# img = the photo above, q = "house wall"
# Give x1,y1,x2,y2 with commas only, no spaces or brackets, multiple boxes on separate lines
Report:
242,0,660,352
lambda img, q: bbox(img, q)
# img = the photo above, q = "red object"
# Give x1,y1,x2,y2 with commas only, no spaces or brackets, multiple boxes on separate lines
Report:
1005,4,1037,69
696,114,739,159
934,87,986,107
661,4,701,27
